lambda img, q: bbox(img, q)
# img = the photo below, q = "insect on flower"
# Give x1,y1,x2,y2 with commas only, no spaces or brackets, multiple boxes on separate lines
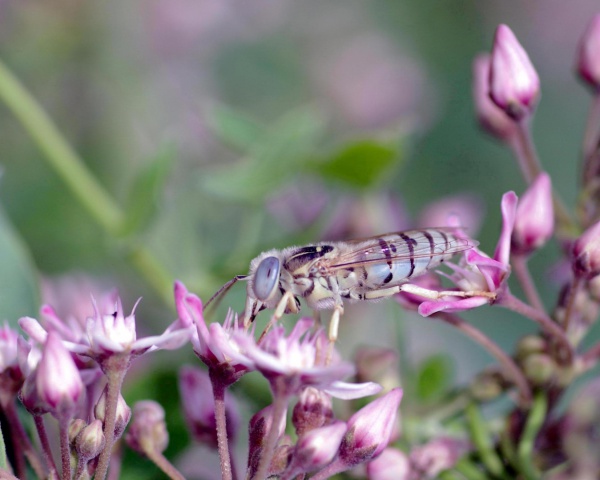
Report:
208,228,485,343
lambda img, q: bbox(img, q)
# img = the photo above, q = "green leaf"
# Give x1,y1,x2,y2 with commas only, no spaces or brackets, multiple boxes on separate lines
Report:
207,105,266,152
200,106,324,203
415,354,453,401
119,144,174,236
0,207,39,322
312,139,401,189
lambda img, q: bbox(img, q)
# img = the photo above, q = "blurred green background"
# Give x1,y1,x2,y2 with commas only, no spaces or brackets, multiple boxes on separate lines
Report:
0,1,598,476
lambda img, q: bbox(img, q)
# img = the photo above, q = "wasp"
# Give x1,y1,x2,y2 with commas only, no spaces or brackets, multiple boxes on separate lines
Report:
208,228,483,343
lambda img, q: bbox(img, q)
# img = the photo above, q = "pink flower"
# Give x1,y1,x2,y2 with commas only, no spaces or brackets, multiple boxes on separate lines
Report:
175,281,253,385
292,387,333,436
489,25,540,120
36,332,84,417
234,318,381,398
287,421,347,474
409,437,470,478
512,172,554,254
418,192,517,316
577,14,600,90
339,388,403,466
472,53,517,140
572,218,600,278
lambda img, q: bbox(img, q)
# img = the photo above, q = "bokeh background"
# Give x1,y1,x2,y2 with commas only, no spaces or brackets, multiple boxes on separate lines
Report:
1,1,599,478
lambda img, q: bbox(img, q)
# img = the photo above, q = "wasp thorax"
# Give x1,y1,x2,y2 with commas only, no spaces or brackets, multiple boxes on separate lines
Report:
253,256,281,301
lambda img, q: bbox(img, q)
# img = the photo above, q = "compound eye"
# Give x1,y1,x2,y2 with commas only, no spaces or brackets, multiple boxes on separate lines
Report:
254,256,281,301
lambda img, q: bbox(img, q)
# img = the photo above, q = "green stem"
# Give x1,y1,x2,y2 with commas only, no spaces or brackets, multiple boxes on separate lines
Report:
465,403,505,479
0,59,174,303
517,392,547,480
0,60,122,233
454,458,489,480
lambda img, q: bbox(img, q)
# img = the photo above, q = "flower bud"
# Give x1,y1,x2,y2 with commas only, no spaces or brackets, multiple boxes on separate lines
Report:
69,418,87,444
572,220,600,278
512,173,554,254
409,437,470,478
291,421,346,473
339,388,402,467
367,447,411,480
354,347,400,392
489,24,540,120
515,335,547,361
36,332,83,418
76,419,105,461
469,370,505,402
577,14,600,90
248,404,287,478
472,54,517,140
94,386,131,439
522,353,556,385
125,400,169,455
292,387,333,436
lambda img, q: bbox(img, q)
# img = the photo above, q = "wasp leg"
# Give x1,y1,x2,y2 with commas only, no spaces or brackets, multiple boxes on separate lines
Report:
257,291,297,343
398,284,497,301
326,304,344,365
363,286,402,300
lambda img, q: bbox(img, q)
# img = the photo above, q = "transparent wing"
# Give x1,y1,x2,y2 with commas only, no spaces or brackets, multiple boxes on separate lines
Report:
327,228,476,270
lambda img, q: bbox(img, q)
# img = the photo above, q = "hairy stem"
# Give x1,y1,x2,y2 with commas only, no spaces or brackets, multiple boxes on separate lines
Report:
34,414,58,479
58,416,71,480
209,370,233,480
143,448,185,480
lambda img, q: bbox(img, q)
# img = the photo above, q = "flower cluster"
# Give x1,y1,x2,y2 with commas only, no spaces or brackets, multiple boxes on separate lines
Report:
2,14,600,480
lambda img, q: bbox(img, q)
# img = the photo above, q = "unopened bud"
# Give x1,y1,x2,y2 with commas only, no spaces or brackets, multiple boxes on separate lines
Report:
292,387,333,436
287,422,347,474
515,335,546,361
522,353,555,385
68,418,87,444
469,370,504,402
76,419,105,461
125,400,169,455
489,24,540,120
572,220,600,278
94,386,131,439
472,53,517,140
367,447,411,480
576,14,600,90
512,173,554,254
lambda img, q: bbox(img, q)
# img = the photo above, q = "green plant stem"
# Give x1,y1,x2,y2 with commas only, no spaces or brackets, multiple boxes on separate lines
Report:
0,59,173,305
465,403,505,479
454,458,489,480
517,392,547,480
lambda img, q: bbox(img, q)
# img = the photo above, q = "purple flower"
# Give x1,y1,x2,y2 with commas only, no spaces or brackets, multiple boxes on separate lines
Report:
472,53,517,140
512,172,554,255
125,400,169,455
489,24,540,120
367,447,411,480
36,332,84,417
577,14,600,90
19,290,192,366
418,192,517,316
234,318,381,398
175,281,253,385
339,387,403,467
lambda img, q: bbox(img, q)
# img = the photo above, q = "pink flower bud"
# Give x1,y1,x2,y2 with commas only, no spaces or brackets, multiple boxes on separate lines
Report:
367,447,411,480
489,24,540,120
409,437,471,477
577,14,600,90
472,54,517,140
512,172,554,254
125,400,169,455
292,387,333,436
292,421,347,473
572,220,600,278
36,332,83,417
339,388,403,467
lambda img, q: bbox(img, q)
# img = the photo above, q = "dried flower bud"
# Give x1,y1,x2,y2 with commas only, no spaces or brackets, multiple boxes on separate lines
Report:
489,24,540,120
472,53,517,140
339,388,402,467
577,14,600,90
572,220,600,278
125,400,169,455
94,385,131,439
512,172,554,254
292,387,333,436
76,419,105,461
